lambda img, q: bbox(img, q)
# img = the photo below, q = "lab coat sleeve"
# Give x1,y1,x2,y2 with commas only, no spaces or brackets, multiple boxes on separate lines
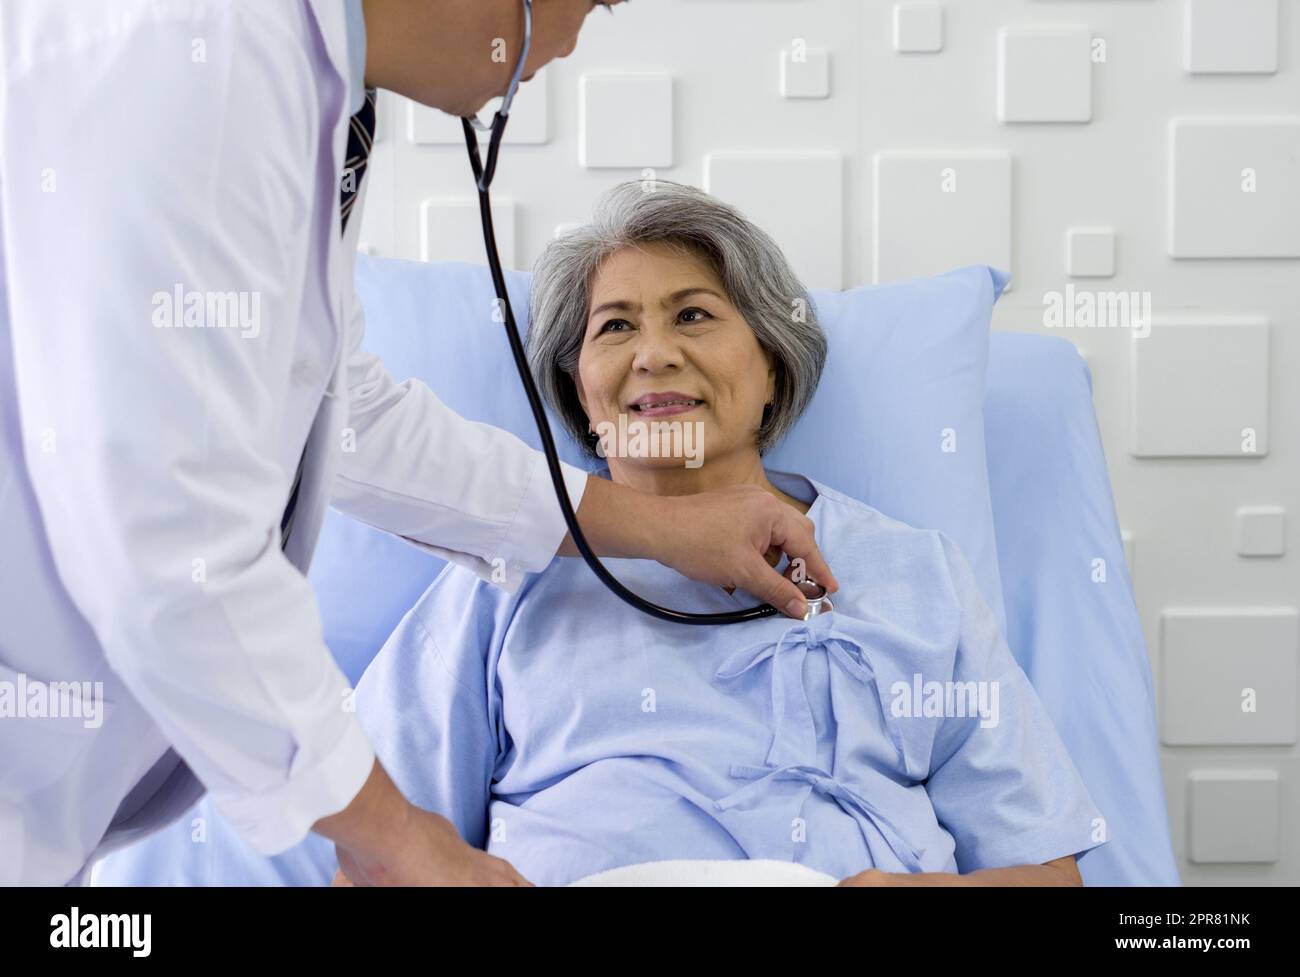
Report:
923,535,1109,873
0,7,372,854
331,281,589,595
354,567,503,848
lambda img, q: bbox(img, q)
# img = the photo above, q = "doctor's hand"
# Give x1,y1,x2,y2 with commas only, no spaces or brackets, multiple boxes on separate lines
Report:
652,485,838,619
315,760,532,886
333,809,530,887
563,476,837,619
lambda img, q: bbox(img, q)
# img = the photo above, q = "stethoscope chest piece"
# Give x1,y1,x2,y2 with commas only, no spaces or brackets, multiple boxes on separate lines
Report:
797,579,834,619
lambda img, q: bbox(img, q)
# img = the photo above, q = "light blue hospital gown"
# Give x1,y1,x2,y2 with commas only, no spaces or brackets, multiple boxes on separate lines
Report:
355,470,1108,885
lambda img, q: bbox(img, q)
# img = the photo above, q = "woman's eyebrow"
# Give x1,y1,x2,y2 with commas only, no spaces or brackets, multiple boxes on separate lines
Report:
588,287,725,321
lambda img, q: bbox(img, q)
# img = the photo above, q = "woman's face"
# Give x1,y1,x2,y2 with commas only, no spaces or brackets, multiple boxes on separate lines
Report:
575,242,776,473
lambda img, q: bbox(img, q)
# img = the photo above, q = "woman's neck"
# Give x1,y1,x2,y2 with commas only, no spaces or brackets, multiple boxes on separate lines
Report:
606,453,810,515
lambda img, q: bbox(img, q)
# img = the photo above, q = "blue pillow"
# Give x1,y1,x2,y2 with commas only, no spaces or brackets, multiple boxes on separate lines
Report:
336,255,1010,643
772,266,1009,630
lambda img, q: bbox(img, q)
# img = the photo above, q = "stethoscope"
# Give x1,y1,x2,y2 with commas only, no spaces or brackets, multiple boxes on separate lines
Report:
458,0,832,626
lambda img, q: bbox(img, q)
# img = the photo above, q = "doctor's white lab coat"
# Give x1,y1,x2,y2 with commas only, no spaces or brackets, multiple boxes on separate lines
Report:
0,0,588,884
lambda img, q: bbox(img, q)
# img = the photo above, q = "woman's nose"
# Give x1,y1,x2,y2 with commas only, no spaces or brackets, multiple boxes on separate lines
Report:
630,330,685,373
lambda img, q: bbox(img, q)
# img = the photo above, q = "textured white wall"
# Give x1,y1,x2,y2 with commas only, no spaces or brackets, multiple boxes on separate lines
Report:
358,0,1300,885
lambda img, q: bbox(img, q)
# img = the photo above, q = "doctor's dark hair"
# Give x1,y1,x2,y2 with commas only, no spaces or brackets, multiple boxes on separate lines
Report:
526,179,827,458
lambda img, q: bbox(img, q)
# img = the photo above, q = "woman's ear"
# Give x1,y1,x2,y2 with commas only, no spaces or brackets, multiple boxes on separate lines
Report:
571,372,597,441
572,370,589,416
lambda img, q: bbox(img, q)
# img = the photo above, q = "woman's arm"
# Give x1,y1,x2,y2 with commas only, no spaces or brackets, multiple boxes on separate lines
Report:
888,536,1108,882
839,854,1082,887
346,569,522,883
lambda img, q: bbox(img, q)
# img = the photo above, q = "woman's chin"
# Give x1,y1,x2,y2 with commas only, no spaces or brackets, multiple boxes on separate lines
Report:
606,456,707,480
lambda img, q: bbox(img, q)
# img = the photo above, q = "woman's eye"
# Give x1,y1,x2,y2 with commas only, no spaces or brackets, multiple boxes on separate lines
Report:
679,307,712,324
598,318,630,335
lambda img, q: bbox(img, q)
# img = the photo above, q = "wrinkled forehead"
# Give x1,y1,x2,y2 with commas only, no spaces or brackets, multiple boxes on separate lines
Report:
587,241,728,307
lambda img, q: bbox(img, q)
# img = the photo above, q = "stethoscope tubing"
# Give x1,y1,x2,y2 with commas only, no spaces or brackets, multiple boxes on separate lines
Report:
455,0,784,625
460,120,781,625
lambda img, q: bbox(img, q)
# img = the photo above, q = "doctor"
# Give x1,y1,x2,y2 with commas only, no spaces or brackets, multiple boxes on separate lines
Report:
0,0,837,886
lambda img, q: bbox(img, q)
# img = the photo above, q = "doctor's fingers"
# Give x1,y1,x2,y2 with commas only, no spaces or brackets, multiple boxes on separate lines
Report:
415,850,533,887
740,552,828,621
334,849,532,887
766,509,839,597
483,854,534,887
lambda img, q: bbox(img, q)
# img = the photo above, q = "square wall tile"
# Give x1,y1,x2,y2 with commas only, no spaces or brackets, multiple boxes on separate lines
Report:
998,27,1092,123
1235,506,1286,557
780,46,830,98
1130,318,1269,457
1161,608,1298,745
1169,117,1300,258
1067,227,1115,277
704,152,844,290
894,2,944,53
1187,770,1279,863
420,197,517,269
407,70,549,145
1185,0,1278,74
873,151,1012,285
580,74,673,168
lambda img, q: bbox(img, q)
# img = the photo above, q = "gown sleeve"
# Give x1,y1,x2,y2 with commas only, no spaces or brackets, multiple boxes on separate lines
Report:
923,534,1110,873
353,565,509,848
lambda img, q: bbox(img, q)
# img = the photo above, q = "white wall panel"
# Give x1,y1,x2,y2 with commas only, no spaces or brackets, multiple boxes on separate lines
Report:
873,151,1013,284
579,73,673,169
1185,0,1279,74
1187,770,1280,863
704,151,845,290
1168,118,1300,258
997,27,1093,123
1161,608,1298,745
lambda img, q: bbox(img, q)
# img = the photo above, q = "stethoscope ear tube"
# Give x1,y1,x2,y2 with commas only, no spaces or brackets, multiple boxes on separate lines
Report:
458,110,781,625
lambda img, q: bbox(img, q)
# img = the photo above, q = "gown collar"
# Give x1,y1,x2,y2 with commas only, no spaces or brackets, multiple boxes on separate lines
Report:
588,466,827,610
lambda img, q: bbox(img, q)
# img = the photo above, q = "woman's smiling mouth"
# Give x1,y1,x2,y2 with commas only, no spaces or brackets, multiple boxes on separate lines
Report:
628,392,705,418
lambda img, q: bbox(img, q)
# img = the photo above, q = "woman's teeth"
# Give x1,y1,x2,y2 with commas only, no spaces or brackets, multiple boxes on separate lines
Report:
632,400,700,411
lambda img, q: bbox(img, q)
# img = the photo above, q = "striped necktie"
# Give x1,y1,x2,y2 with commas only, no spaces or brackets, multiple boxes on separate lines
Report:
280,88,377,551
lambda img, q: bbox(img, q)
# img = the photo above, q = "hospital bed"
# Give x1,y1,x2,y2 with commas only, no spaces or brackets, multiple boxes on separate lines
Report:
93,256,1181,886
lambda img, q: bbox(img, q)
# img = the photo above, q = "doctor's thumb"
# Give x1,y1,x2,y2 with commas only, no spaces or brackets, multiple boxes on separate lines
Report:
746,559,809,619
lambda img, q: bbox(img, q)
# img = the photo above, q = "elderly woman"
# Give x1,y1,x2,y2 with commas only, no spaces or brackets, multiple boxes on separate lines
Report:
350,180,1108,887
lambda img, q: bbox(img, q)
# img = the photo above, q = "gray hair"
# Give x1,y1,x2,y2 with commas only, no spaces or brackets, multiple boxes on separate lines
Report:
526,179,827,458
